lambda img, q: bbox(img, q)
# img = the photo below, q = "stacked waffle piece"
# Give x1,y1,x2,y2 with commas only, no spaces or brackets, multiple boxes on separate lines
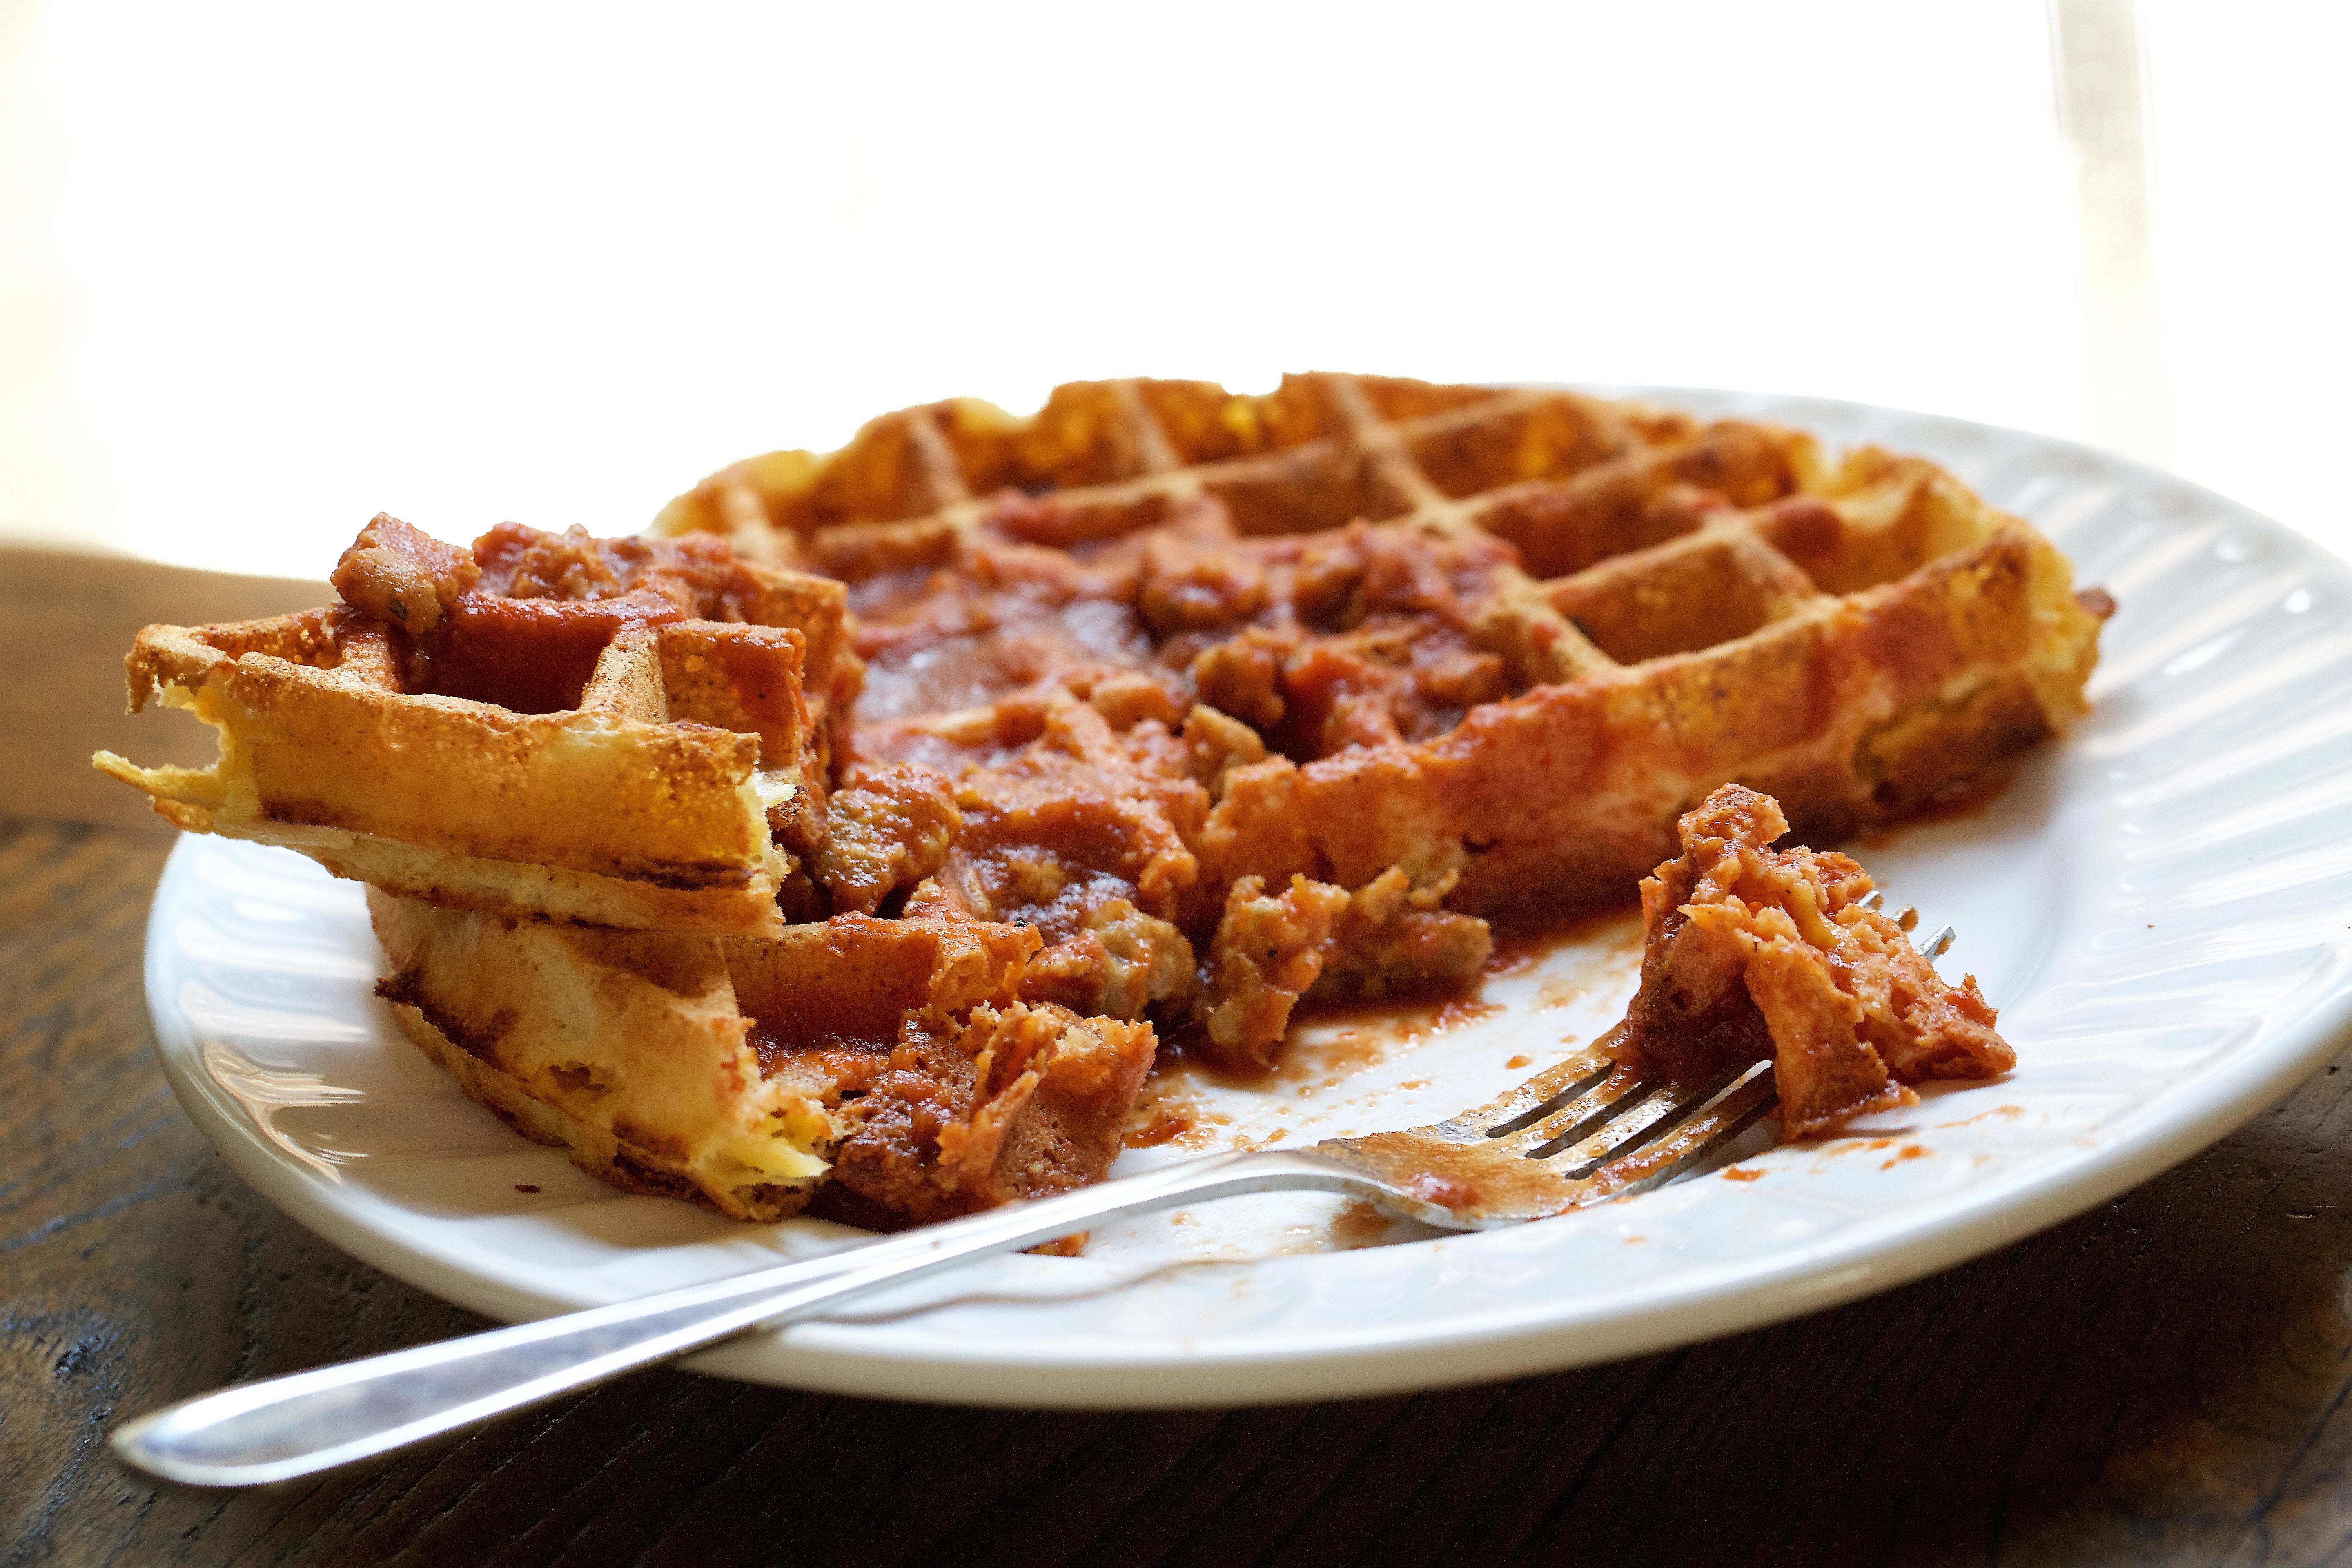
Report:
105,373,2109,1228
100,515,856,935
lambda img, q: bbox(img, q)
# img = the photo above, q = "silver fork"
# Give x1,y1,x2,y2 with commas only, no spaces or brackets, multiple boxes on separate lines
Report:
113,924,1956,1488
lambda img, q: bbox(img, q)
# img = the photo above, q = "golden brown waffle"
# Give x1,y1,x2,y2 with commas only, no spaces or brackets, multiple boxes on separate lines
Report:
98,518,858,935
657,374,2107,1063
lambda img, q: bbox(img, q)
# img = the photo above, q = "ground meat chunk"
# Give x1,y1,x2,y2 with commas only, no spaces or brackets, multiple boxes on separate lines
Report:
331,513,481,635
1139,530,1269,633
469,522,778,620
811,1001,1155,1230
1020,899,1197,1019
1190,629,1290,729
1199,873,1350,1067
813,763,962,915
1198,865,1493,1069
1616,784,2012,1141
1315,866,1493,998
494,525,625,601
1180,704,1268,796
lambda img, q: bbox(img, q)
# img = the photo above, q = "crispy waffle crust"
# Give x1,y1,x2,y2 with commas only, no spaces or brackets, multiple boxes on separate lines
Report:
658,373,2108,1064
99,518,859,935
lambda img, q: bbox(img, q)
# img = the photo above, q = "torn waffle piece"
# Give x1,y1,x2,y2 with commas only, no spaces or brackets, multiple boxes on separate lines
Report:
370,891,1154,1226
1613,784,2013,1141
97,516,858,935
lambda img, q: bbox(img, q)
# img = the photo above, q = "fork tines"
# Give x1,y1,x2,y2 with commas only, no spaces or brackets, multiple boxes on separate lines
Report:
1428,1029,1779,1200
1376,914,1959,1214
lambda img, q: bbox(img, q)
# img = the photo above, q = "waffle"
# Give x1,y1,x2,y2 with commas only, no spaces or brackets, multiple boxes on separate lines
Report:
97,517,858,935
369,889,1154,1224
658,374,2108,1064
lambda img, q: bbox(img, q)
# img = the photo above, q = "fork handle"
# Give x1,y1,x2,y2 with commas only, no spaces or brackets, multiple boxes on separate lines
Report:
112,1148,1390,1487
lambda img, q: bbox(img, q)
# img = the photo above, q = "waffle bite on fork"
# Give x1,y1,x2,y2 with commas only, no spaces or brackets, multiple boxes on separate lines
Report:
1615,783,2012,1142
98,516,858,935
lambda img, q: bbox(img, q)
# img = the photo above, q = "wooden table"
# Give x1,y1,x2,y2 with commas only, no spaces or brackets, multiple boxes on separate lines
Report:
9,557,2352,1567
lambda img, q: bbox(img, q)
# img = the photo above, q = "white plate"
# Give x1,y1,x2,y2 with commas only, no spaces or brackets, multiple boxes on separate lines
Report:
145,390,2352,1408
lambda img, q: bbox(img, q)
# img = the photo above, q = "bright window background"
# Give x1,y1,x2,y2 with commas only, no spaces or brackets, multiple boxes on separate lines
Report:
1,1,2346,575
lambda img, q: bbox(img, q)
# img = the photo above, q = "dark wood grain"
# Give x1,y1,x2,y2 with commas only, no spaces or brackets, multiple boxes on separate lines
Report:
8,813,2352,1568
0,546,326,833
